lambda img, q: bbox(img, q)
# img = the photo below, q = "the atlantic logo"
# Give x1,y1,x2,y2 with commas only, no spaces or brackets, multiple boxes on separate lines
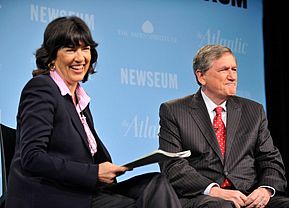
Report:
120,67,178,89
122,115,159,139
198,29,248,55
117,20,177,43
204,0,247,9
30,4,95,30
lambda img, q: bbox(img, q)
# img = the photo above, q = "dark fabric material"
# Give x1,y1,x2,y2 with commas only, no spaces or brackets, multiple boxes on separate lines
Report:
181,195,234,208
158,88,288,205
92,192,136,208
267,195,289,208
92,172,182,208
0,124,16,208
180,194,289,208
0,124,16,183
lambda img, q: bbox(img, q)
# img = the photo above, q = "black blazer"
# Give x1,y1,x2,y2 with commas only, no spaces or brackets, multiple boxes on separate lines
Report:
159,89,287,200
6,74,111,208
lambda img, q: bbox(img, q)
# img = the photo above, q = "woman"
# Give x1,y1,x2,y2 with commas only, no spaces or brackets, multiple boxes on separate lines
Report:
5,16,181,208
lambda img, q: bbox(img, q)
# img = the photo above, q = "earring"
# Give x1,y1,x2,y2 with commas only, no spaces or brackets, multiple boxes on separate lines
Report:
48,63,55,71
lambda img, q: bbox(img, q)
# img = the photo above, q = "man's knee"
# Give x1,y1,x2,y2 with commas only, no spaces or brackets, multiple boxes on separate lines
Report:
205,199,234,208
191,195,235,208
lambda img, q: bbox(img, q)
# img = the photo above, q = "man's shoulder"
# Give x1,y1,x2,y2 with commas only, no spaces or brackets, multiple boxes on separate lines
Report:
230,95,263,108
162,94,196,106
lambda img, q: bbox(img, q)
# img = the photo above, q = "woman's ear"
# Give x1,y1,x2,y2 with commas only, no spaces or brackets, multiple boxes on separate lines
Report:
48,62,56,71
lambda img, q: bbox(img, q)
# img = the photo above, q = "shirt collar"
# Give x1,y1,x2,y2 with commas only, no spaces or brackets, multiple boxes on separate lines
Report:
201,90,226,113
50,70,91,110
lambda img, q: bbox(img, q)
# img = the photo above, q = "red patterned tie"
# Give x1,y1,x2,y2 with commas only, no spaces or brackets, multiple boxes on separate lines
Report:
213,106,231,188
213,106,226,157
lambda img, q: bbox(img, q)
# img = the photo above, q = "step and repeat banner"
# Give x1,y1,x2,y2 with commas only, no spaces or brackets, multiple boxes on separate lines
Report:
0,0,264,181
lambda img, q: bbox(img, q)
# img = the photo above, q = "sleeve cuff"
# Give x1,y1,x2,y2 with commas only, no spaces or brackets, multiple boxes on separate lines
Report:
203,183,220,195
259,185,276,197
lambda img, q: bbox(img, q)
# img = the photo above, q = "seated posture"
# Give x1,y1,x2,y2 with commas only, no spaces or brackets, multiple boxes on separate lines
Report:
158,44,289,208
5,16,181,208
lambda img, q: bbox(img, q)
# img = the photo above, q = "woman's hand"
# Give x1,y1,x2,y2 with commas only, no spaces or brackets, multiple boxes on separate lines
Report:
98,162,128,184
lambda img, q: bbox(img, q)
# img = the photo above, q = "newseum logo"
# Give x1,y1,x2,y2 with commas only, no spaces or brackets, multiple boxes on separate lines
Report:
204,0,247,9
120,67,178,89
30,4,95,30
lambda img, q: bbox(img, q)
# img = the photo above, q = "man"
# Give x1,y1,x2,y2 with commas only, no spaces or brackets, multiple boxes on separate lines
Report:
158,44,289,208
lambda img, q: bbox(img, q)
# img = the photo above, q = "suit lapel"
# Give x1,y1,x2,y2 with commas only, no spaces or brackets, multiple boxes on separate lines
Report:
64,95,92,154
225,97,241,162
83,107,112,162
188,90,224,161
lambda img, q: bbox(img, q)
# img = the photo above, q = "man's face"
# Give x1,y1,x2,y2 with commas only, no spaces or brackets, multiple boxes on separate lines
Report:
197,52,237,104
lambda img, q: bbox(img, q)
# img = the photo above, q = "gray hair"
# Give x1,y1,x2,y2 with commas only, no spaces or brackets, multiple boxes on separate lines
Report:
192,44,237,85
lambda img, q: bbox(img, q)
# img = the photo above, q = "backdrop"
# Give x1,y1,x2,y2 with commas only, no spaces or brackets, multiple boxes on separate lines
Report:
0,0,264,183
263,0,289,189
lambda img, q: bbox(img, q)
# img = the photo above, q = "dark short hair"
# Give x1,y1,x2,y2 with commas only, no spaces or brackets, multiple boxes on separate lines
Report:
33,16,98,83
192,44,237,86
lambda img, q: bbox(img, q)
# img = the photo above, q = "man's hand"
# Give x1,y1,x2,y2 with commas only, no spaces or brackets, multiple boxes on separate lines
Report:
98,162,128,184
244,187,271,208
209,186,247,208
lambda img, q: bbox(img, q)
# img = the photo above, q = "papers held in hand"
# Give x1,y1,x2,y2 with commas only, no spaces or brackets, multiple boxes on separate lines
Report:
123,150,191,170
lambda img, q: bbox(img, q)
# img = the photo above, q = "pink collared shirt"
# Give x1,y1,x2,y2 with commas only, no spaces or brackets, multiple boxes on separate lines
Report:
50,70,97,155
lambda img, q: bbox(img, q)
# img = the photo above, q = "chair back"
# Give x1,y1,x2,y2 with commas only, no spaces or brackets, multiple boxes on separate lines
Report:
0,124,16,207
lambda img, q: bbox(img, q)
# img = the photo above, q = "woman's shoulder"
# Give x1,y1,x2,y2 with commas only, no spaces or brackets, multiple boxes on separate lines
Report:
21,74,60,99
28,74,53,83
24,74,56,90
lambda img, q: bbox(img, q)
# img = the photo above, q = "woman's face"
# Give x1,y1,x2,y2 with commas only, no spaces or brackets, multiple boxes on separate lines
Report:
54,42,91,89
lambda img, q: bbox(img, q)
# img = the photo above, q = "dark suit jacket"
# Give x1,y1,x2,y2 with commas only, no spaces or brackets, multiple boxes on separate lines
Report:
6,74,112,208
159,89,287,203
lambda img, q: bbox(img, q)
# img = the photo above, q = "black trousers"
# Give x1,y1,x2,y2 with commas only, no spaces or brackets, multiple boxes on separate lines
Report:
91,172,182,208
181,194,289,208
